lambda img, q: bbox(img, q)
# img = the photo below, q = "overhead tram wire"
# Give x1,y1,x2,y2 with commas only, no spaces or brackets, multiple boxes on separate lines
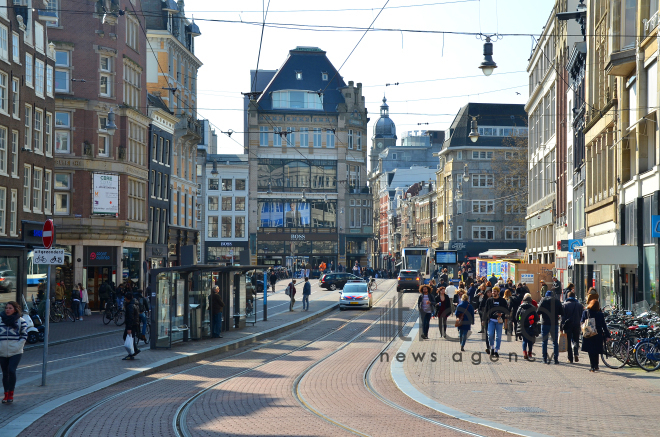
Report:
250,0,272,94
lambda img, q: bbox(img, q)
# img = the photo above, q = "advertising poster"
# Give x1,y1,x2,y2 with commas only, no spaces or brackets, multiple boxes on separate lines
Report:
495,261,502,278
477,260,487,278
93,174,119,215
510,264,516,282
501,262,508,281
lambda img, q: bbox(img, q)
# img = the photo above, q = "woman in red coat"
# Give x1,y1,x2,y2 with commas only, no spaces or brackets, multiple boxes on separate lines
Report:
435,287,452,338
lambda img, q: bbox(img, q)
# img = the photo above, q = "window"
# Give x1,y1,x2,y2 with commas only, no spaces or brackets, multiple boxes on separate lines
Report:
33,167,42,212
55,112,70,153
457,151,462,160
126,16,139,51
0,72,6,114
127,178,145,221
123,62,141,108
322,72,328,81
472,200,494,214
161,174,168,200
271,91,323,110
471,174,493,188
45,112,52,155
222,179,232,191
313,128,322,148
504,200,523,214
207,216,218,238
356,131,362,151
35,60,44,97
45,0,59,26
471,151,493,159
326,130,335,148
10,130,17,175
505,226,526,240
55,50,70,92
9,189,15,235
392,153,397,159
208,179,219,190
235,196,245,211
0,127,5,175
128,121,146,165
222,197,232,211
235,179,246,190
300,127,309,147
0,25,7,61
295,71,302,80
235,216,245,238
208,196,218,211
285,127,295,147
11,77,18,118
259,126,269,146
348,129,353,149
0,187,5,235
25,53,33,87
24,105,31,151
22,164,30,211
221,216,232,238
164,140,170,165
100,55,111,72
504,176,521,187
32,110,43,153
35,22,44,52
273,126,282,147
100,74,111,97
472,226,494,240
11,32,18,63
44,170,51,214
456,226,462,239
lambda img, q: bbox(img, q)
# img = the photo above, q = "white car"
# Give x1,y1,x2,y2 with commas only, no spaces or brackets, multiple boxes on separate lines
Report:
339,282,373,310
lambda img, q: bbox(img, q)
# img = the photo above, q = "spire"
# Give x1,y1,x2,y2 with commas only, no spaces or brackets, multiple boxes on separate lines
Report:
380,95,389,117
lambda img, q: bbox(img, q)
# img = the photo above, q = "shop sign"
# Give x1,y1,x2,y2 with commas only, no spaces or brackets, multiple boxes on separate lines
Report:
93,174,119,215
220,242,234,247
291,234,306,240
84,246,117,266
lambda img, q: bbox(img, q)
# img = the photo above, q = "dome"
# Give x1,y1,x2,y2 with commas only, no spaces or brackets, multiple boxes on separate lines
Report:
373,96,397,139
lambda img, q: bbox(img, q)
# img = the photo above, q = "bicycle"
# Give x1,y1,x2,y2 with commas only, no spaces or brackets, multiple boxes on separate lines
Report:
634,336,660,371
51,299,75,323
102,302,125,326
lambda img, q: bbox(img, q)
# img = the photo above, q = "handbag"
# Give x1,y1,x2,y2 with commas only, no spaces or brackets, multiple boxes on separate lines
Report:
454,311,464,327
581,310,598,338
558,332,568,353
124,334,135,356
84,305,92,316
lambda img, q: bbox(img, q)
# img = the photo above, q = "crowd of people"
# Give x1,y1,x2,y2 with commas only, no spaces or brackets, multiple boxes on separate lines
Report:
417,277,611,372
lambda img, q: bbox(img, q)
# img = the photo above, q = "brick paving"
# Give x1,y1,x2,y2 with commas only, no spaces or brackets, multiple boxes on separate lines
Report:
401,312,660,437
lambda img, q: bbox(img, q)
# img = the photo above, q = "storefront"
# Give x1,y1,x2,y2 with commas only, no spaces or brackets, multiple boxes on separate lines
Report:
168,226,198,267
206,241,249,265
82,246,118,310
257,231,338,276
146,244,167,269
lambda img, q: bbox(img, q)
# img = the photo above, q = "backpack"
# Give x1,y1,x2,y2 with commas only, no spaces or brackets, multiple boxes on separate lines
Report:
72,288,81,301
137,296,146,313
286,283,295,296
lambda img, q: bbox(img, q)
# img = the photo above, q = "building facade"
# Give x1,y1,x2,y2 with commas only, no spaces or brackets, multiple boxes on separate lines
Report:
247,47,368,273
0,2,57,307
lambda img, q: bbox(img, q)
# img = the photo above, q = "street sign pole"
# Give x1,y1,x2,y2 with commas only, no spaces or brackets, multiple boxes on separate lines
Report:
263,271,268,321
41,264,50,386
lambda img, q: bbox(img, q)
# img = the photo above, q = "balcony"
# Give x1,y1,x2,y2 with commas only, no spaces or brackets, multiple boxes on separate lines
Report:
176,116,203,142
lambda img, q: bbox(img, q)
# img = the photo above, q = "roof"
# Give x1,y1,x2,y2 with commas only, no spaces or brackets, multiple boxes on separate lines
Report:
382,167,438,191
443,102,527,150
148,93,171,113
207,154,249,164
373,96,397,139
256,47,346,113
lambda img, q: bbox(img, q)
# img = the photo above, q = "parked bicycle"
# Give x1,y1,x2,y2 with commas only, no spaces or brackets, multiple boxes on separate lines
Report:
50,299,76,323
102,302,125,326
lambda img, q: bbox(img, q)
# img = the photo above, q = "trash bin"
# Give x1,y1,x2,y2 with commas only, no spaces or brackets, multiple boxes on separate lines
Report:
189,304,201,340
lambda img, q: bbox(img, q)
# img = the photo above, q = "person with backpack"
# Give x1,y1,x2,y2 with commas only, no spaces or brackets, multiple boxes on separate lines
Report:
122,293,141,360
516,293,538,360
286,279,297,311
508,289,522,340
134,290,150,341
302,277,311,311
455,294,475,352
71,286,82,321
538,290,563,364
561,291,584,363
269,269,278,294
562,283,575,302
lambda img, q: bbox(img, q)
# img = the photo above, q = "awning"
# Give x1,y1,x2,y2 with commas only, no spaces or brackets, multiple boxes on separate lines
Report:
478,249,520,258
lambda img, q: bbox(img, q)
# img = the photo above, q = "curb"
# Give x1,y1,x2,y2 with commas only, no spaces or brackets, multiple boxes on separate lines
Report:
1,303,339,437
390,320,551,437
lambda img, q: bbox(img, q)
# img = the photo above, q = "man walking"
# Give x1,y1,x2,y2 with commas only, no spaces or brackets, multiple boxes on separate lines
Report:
269,269,278,294
353,261,360,276
551,276,562,299
302,277,311,311
561,291,584,363
210,286,224,338
538,290,563,364
286,279,297,311
134,290,150,341
122,293,141,360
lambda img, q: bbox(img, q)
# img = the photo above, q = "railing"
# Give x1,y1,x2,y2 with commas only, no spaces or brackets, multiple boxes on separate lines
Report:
644,11,659,36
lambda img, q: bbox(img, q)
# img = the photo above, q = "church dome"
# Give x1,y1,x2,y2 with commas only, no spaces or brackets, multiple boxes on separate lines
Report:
373,97,397,139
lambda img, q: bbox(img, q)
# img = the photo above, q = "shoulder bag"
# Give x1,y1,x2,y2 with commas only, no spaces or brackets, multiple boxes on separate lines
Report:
581,309,598,338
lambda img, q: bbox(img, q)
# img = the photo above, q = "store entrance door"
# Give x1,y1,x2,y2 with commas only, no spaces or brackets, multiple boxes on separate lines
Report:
84,266,114,310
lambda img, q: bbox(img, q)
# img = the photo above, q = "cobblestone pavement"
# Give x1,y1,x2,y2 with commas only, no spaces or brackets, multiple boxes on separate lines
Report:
401,314,660,437
0,280,345,435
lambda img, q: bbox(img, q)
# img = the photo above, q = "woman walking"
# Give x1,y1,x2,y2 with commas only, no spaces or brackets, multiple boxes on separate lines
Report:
455,294,475,352
484,286,508,357
78,283,88,321
435,286,451,338
581,298,610,372
417,285,436,340
0,302,27,404
516,294,538,360
503,289,513,336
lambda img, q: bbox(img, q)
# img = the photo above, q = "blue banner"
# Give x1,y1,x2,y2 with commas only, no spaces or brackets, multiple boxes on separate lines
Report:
653,216,660,238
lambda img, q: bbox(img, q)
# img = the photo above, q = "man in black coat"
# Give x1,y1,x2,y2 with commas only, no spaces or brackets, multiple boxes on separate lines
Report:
122,293,141,360
561,291,584,363
538,291,563,364
551,276,562,299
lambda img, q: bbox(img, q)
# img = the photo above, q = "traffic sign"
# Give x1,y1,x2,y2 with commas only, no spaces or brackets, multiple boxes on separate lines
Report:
33,249,65,265
42,220,54,249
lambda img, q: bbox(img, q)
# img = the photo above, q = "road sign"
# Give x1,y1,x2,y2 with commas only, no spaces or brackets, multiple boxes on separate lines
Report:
42,220,54,249
33,249,65,265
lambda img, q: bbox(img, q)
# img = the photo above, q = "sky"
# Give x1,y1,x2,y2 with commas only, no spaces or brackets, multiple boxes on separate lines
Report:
190,0,557,156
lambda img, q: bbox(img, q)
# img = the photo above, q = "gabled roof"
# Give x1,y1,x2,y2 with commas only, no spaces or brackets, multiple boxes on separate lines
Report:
148,93,172,113
256,47,347,113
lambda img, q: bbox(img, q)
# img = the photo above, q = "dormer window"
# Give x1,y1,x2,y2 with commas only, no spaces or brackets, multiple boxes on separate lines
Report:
295,71,302,80
322,72,328,81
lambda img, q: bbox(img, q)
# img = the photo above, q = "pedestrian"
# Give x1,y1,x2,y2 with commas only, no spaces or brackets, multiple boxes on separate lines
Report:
484,286,508,357
122,293,141,360
455,294,475,352
55,282,65,301
417,285,436,339
286,279,297,311
562,291,584,364
440,268,449,285
516,293,538,360
134,290,150,341
521,282,531,296
540,280,548,296
302,277,311,311
551,276,562,299
581,298,610,372
330,261,334,272
429,279,437,294
503,289,513,336
435,286,451,338
478,286,491,335
210,286,224,338
489,274,498,286
353,261,360,276
562,283,575,302
71,285,82,320
587,287,599,304
79,283,89,320
446,281,457,299
538,290,563,364
0,301,27,404
98,280,111,312
269,269,278,294
508,287,522,340
467,281,478,304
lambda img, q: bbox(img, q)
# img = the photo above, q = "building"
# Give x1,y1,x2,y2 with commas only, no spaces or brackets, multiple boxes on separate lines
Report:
437,103,528,261
146,94,177,269
49,0,151,306
144,0,203,266
0,3,57,305
195,119,217,263
247,46,369,272
204,154,249,265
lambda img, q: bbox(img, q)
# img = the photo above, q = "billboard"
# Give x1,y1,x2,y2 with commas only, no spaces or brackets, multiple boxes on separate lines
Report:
434,250,458,264
93,174,119,215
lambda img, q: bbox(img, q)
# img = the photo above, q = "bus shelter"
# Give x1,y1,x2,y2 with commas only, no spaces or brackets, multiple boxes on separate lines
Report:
148,264,267,349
